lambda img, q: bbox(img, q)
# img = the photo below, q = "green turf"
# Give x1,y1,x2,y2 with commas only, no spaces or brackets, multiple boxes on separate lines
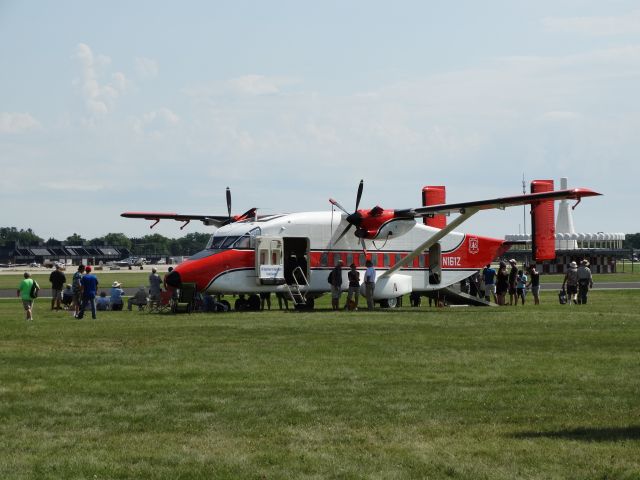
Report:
1,291,639,479
1,269,638,291
0,271,151,290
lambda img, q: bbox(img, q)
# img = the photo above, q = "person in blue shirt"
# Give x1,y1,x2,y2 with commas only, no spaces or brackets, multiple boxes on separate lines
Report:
364,260,376,310
77,265,99,319
482,264,497,303
109,281,124,311
96,291,110,311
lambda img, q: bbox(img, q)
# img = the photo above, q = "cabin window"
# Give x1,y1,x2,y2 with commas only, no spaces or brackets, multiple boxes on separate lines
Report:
346,253,353,266
419,254,425,268
371,254,378,266
383,254,390,267
359,253,366,266
320,252,328,267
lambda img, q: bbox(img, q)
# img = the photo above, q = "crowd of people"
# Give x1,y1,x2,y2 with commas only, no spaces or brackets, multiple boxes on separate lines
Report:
16,257,596,320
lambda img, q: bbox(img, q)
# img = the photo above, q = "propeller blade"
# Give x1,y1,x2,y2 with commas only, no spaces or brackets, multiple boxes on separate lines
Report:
226,187,231,221
355,179,364,211
334,224,353,244
329,198,349,215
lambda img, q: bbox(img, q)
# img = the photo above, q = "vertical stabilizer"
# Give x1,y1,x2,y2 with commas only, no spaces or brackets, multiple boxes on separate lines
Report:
422,186,446,228
531,180,556,261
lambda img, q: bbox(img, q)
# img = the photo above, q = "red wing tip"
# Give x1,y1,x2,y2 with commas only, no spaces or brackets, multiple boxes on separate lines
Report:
571,188,602,196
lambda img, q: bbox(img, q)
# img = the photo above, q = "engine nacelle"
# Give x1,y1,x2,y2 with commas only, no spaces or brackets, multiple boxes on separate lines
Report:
361,273,413,300
358,218,416,240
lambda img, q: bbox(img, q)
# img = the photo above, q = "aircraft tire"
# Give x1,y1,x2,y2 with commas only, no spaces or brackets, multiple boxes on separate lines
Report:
294,297,315,311
380,297,399,309
248,294,261,311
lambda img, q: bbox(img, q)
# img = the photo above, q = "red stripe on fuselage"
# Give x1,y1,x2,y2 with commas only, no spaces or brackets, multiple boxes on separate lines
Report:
174,235,507,292
174,250,255,292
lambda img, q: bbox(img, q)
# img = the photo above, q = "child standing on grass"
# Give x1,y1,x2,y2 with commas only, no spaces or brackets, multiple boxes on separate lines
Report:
17,272,38,321
516,269,527,305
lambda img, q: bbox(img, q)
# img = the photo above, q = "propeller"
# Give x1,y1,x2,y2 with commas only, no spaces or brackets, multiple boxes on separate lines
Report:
330,179,365,245
226,187,232,223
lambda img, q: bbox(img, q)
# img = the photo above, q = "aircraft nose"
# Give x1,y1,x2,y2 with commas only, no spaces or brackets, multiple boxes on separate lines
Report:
165,269,181,288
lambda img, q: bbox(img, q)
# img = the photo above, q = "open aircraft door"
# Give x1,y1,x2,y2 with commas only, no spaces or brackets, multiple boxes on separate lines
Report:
255,236,285,285
428,243,442,285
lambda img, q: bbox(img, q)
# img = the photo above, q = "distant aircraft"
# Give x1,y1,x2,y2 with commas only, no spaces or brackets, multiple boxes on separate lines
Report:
122,181,600,309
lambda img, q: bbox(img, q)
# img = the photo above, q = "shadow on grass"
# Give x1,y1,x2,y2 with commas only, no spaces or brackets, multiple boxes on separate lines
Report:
511,426,640,442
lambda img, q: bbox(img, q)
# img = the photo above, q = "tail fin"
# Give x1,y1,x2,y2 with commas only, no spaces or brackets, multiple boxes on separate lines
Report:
422,186,446,228
530,180,555,261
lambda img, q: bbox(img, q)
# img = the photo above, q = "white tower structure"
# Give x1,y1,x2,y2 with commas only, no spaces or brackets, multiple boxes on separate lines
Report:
556,177,577,249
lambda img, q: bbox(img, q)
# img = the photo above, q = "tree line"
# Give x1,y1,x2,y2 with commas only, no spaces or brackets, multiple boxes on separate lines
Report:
0,227,210,256
2,227,640,254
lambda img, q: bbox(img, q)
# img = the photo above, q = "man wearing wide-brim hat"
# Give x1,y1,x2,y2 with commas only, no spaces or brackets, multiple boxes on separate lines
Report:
577,260,594,305
110,281,125,311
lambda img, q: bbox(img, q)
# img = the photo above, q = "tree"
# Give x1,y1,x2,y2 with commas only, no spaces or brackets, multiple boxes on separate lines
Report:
623,233,640,250
87,236,104,246
44,237,62,246
65,233,86,245
0,227,43,246
171,232,210,255
102,233,132,250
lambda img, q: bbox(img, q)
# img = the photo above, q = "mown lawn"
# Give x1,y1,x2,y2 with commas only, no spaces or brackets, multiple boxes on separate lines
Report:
0,271,151,290
1,290,639,479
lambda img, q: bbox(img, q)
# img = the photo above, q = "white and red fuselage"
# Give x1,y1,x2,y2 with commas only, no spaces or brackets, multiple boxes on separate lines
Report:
167,211,508,298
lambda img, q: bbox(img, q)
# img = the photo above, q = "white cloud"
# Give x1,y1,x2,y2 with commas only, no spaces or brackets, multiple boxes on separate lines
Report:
0,112,40,134
131,107,180,136
135,57,159,78
73,43,127,116
543,9,640,36
540,111,581,122
185,74,300,98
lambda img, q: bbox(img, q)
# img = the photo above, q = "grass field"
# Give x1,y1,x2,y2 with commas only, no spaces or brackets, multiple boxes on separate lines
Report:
0,271,152,290
1,291,639,479
0,269,639,291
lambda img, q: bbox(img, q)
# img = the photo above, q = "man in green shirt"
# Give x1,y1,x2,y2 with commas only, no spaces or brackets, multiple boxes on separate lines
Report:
17,272,38,321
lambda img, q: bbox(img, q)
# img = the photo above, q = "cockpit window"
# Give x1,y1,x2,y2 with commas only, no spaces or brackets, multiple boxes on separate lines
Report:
205,227,261,250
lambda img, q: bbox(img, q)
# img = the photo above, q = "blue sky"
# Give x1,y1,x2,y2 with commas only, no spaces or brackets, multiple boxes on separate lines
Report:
1,1,637,240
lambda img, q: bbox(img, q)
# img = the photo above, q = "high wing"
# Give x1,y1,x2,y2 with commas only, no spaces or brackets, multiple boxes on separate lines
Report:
380,187,601,278
121,208,257,229
409,188,600,217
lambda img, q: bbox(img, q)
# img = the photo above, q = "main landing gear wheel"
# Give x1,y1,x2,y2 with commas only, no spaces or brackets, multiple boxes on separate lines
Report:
294,297,315,311
380,297,400,308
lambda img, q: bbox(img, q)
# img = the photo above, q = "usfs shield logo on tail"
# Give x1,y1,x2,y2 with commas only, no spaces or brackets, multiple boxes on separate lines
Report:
468,236,479,255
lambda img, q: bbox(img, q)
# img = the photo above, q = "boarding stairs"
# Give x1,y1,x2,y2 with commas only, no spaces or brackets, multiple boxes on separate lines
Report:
285,266,308,306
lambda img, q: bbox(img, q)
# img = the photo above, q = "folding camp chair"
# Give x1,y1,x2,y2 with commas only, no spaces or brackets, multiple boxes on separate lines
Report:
172,282,197,314
148,290,173,313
